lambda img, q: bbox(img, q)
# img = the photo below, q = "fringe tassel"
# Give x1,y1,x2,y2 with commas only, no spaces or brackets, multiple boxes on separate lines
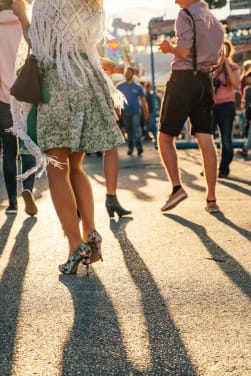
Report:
10,1,125,179
9,97,64,180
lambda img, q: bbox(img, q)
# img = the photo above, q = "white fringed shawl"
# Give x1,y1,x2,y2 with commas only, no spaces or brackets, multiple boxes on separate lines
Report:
10,0,124,178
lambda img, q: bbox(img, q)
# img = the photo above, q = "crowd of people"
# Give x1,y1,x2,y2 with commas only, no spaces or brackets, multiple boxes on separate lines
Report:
0,0,250,274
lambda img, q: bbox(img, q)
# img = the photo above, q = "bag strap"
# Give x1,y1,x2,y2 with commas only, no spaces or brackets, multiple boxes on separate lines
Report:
26,46,31,58
183,8,197,74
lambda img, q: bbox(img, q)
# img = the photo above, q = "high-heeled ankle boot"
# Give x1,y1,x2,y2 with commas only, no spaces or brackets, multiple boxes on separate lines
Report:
105,194,132,218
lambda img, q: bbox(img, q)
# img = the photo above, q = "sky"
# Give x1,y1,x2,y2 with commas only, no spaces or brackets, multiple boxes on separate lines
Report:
103,0,241,34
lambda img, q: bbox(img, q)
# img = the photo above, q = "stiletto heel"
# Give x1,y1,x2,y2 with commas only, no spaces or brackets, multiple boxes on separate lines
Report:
107,207,115,218
105,194,132,218
59,242,91,274
86,230,103,264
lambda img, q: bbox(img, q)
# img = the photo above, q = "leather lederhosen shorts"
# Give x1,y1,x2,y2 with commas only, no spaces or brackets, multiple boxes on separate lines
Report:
159,70,214,136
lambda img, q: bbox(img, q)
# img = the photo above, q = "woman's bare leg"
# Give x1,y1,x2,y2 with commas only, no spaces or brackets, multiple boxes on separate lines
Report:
103,147,118,195
103,147,132,217
69,152,95,241
46,148,94,256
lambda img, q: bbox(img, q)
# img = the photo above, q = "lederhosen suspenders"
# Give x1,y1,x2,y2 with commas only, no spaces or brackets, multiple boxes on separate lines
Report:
183,8,224,75
183,8,197,75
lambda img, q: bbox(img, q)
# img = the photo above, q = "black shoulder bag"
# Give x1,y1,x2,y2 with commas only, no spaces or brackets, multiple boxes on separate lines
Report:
10,48,41,104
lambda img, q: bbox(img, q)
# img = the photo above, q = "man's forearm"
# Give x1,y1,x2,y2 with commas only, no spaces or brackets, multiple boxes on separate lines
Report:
158,40,190,59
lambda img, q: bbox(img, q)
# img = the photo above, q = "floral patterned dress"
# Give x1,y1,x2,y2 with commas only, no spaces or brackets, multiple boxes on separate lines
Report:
38,56,124,153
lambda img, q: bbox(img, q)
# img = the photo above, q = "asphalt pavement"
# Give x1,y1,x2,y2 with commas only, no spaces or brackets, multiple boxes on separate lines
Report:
0,142,250,376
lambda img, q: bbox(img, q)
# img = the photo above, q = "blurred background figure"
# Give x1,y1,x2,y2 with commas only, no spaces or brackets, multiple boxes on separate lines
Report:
117,67,149,157
212,39,240,178
240,60,251,98
237,69,251,160
144,82,161,149
240,60,251,138
98,58,132,218
0,5,37,215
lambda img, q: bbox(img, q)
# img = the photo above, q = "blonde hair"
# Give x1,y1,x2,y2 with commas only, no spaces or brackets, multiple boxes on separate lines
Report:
0,0,12,11
223,39,236,66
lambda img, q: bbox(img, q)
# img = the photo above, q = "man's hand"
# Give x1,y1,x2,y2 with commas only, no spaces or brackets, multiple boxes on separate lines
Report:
157,39,174,54
158,39,190,59
101,57,116,74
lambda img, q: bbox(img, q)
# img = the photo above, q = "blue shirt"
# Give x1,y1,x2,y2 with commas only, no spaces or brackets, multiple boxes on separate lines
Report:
117,81,145,114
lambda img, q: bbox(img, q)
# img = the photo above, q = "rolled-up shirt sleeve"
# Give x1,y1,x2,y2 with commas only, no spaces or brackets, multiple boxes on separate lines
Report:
175,11,193,49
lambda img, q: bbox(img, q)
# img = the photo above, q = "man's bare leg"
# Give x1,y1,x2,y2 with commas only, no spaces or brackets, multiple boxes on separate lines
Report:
158,132,187,211
158,132,181,186
196,133,217,201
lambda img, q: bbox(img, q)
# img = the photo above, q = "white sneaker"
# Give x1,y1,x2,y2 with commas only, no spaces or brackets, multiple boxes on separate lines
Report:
161,188,188,212
22,189,38,216
5,203,18,214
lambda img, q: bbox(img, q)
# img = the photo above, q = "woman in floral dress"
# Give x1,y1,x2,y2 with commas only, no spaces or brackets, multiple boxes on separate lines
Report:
12,0,125,273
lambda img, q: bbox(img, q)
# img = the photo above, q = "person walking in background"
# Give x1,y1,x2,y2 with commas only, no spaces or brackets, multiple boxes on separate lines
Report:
103,148,132,218
240,60,251,98
240,60,251,138
237,70,251,160
12,0,125,274
212,39,240,178
0,6,37,216
98,58,132,218
158,0,224,213
82,58,132,219
145,82,161,149
117,67,149,156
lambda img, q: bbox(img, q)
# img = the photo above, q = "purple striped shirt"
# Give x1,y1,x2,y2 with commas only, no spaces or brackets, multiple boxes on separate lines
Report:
172,1,224,72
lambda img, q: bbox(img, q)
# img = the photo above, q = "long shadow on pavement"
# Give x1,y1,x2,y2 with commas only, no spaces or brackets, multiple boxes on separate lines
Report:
0,216,16,257
218,179,251,197
213,212,251,241
226,176,251,187
0,217,37,376
59,273,131,376
109,217,197,376
165,214,251,299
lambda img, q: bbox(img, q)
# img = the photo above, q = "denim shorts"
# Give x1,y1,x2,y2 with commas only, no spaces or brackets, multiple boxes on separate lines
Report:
159,70,214,136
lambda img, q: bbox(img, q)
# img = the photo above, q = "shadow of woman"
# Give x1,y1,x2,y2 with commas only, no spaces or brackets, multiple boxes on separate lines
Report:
165,214,251,299
59,273,131,376
0,217,37,376
109,217,197,376
0,215,16,257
